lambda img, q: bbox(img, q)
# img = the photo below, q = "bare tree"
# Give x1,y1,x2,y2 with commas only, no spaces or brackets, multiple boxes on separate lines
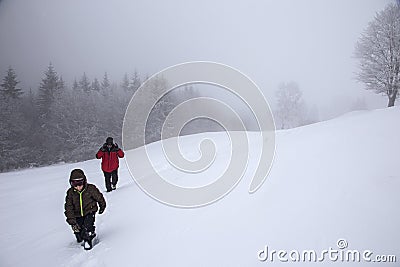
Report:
355,3,400,107
275,81,306,129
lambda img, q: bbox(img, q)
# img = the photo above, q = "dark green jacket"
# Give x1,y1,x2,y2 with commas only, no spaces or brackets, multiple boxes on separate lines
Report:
64,183,106,225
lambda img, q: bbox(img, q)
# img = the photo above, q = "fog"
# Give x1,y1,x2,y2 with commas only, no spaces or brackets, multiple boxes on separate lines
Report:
0,0,392,119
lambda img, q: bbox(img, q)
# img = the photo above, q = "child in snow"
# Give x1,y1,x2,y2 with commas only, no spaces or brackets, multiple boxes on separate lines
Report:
64,169,106,250
96,137,125,192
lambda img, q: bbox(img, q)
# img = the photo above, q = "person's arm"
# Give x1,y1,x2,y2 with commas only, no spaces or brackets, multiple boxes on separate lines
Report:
117,148,124,158
92,186,106,214
114,143,124,158
64,190,76,225
96,144,106,159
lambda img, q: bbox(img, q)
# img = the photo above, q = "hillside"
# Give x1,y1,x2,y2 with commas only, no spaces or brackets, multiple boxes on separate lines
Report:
0,107,399,266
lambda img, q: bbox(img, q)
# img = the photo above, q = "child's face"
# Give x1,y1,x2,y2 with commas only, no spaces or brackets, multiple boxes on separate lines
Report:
74,185,84,191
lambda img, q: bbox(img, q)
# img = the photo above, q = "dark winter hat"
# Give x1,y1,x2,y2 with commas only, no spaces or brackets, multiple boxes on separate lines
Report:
106,137,113,145
69,169,87,182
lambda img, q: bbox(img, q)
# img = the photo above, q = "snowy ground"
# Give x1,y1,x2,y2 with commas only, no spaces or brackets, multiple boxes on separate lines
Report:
1,107,399,267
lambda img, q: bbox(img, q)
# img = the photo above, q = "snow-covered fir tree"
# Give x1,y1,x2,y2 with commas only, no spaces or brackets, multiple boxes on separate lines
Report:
79,72,91,93
92,78,101,92
0,66,23,99
37,63,62,117
130,70,141,93
121,73,130,92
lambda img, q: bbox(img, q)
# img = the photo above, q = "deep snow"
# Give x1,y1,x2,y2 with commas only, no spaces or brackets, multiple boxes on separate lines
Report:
0,107,399,266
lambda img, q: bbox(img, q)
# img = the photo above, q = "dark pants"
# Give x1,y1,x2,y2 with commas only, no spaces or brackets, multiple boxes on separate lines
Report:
74,212,96,242
103,168,118,191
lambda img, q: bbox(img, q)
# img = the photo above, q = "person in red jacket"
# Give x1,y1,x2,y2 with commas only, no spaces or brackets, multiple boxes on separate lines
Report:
96,137,125,192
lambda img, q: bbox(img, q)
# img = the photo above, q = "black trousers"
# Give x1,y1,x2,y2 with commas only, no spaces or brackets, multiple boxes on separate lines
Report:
103,168,118,191
74,212,95,242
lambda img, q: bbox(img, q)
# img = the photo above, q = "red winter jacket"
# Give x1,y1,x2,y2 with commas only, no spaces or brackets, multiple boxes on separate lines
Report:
96,144,125,172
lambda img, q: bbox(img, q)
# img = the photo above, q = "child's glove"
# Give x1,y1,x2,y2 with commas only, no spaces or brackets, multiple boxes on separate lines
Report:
99,208,105,214
71,224,81,233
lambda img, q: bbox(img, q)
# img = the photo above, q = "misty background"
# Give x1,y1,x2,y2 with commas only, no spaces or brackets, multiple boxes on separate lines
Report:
0,0,395,171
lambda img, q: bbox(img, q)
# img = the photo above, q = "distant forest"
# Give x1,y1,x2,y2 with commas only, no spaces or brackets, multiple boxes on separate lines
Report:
0,63,330,172
0,64,223,172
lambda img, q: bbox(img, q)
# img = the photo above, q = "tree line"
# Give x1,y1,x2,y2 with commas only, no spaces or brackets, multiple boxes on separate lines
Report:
0,64,129,171
0,63,231,172
0,64,208,172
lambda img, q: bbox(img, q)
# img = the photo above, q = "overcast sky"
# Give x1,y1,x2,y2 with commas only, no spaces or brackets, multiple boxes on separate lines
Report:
0,0,393,119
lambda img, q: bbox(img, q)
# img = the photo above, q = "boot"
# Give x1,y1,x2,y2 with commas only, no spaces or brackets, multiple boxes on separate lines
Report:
83,239,92,250
83,231,96,250
75,232,83,243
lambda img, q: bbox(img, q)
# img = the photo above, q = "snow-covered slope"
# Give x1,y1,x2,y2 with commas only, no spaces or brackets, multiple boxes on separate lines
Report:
1,107,399,267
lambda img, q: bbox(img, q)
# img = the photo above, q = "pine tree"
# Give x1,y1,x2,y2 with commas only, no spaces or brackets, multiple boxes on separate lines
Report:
79,72,91,93
143,76,177,144
0,96,26,170
121,73,130,92
130,70,141,93
101,72,111,96
37,63,61,116
92,78,100,92
101,72,110,90
72,78,79,91
0,67,27,170
58,76,66,90
1,66,23,99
